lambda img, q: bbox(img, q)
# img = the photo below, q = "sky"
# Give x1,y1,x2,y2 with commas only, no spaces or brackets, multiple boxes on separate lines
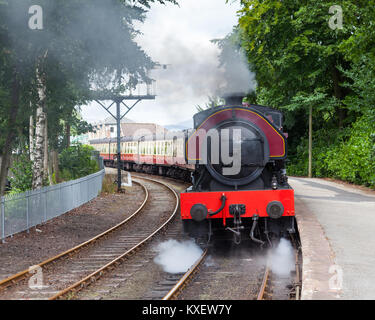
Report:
79,0,242,127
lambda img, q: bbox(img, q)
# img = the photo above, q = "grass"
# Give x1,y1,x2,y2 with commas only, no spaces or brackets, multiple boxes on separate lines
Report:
101,174,117,194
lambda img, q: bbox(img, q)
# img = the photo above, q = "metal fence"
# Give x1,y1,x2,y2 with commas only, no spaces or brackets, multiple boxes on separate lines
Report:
1,169,105,243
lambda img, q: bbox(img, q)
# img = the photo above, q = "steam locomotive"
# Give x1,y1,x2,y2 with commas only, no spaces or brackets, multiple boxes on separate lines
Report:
90,94,295,245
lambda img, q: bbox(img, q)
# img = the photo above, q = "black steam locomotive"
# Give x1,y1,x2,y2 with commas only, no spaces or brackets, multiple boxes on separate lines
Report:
181,94,295,244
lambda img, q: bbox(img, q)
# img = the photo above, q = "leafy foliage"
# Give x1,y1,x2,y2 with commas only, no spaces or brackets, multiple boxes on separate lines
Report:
233,0,375,188
59,144,99,181
8,150,33,193
0,0,178,193
287,113,375,187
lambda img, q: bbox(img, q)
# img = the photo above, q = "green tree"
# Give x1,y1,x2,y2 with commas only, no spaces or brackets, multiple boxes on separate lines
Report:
0,0,178,194
59,144,99,181
235,0,375,186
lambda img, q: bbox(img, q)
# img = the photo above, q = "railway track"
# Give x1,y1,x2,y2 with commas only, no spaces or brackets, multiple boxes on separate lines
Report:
163,238,301,301
257,234,302,300
0,176,178,300
129,173,302,301
0,168,302,301
162,249,208,300
289,233,302,300
257,262,271,300
71,175,203,300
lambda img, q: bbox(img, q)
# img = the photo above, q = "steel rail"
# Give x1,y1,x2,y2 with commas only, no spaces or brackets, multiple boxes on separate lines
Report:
289,232,302,300
257,262,271,300
162,249,208,300
49,176,179,300
0,180,148,292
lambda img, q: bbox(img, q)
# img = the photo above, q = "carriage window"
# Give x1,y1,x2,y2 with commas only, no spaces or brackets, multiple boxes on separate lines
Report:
173,137,177,157
169,142,172,155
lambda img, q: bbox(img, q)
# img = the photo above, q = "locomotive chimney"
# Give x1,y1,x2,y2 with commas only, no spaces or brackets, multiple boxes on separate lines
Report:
222,92,245,106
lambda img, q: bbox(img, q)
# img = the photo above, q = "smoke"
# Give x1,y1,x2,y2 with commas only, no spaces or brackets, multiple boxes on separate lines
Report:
153,239,203,274
269,238,295,276
149,37,256,102
2,0,153,89
217,44,257,97
127,0,254,125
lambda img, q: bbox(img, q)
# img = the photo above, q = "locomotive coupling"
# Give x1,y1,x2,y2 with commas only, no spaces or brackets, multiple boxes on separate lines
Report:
250,215,265,246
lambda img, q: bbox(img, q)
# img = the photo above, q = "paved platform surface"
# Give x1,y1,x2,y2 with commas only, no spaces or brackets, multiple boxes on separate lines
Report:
289,177,375,300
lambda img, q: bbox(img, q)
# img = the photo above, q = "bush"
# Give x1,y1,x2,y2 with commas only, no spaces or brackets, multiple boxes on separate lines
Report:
324,114,375,187
59,144,99,181
287,113,375,188
8,151,33,193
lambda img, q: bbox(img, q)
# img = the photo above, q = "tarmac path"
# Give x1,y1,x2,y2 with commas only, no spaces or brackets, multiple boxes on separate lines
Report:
289,177,375,300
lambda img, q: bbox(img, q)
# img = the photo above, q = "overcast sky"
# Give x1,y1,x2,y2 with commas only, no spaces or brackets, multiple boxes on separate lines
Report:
79,0,242,127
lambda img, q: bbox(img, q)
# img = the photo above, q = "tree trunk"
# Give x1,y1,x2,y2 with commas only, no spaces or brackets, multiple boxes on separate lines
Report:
0,67,20,196
29,112,35,162
43,115,50,184
51,149,59,183
0,154,11,196
32,64,47,190
308,105,312,178
332,65,346,128
66,122,71,149
48,151,53,185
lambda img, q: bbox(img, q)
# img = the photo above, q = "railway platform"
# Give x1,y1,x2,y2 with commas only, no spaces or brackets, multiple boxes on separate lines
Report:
289,177,375,300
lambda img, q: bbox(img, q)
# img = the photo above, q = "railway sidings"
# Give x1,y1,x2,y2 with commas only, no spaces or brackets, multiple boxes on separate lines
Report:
0,170,300,301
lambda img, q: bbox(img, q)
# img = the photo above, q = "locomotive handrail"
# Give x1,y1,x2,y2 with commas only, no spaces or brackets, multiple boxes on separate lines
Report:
208,194,226,216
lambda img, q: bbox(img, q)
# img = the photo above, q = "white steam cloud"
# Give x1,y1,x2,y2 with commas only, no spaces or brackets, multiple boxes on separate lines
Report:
269,238,295,276
154,239,203,274
216,45,257,97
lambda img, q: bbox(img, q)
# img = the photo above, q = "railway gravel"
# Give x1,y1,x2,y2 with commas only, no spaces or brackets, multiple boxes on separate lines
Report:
0,177,145,282
72,175,191,300
177,241,265,300
0,177,172,300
